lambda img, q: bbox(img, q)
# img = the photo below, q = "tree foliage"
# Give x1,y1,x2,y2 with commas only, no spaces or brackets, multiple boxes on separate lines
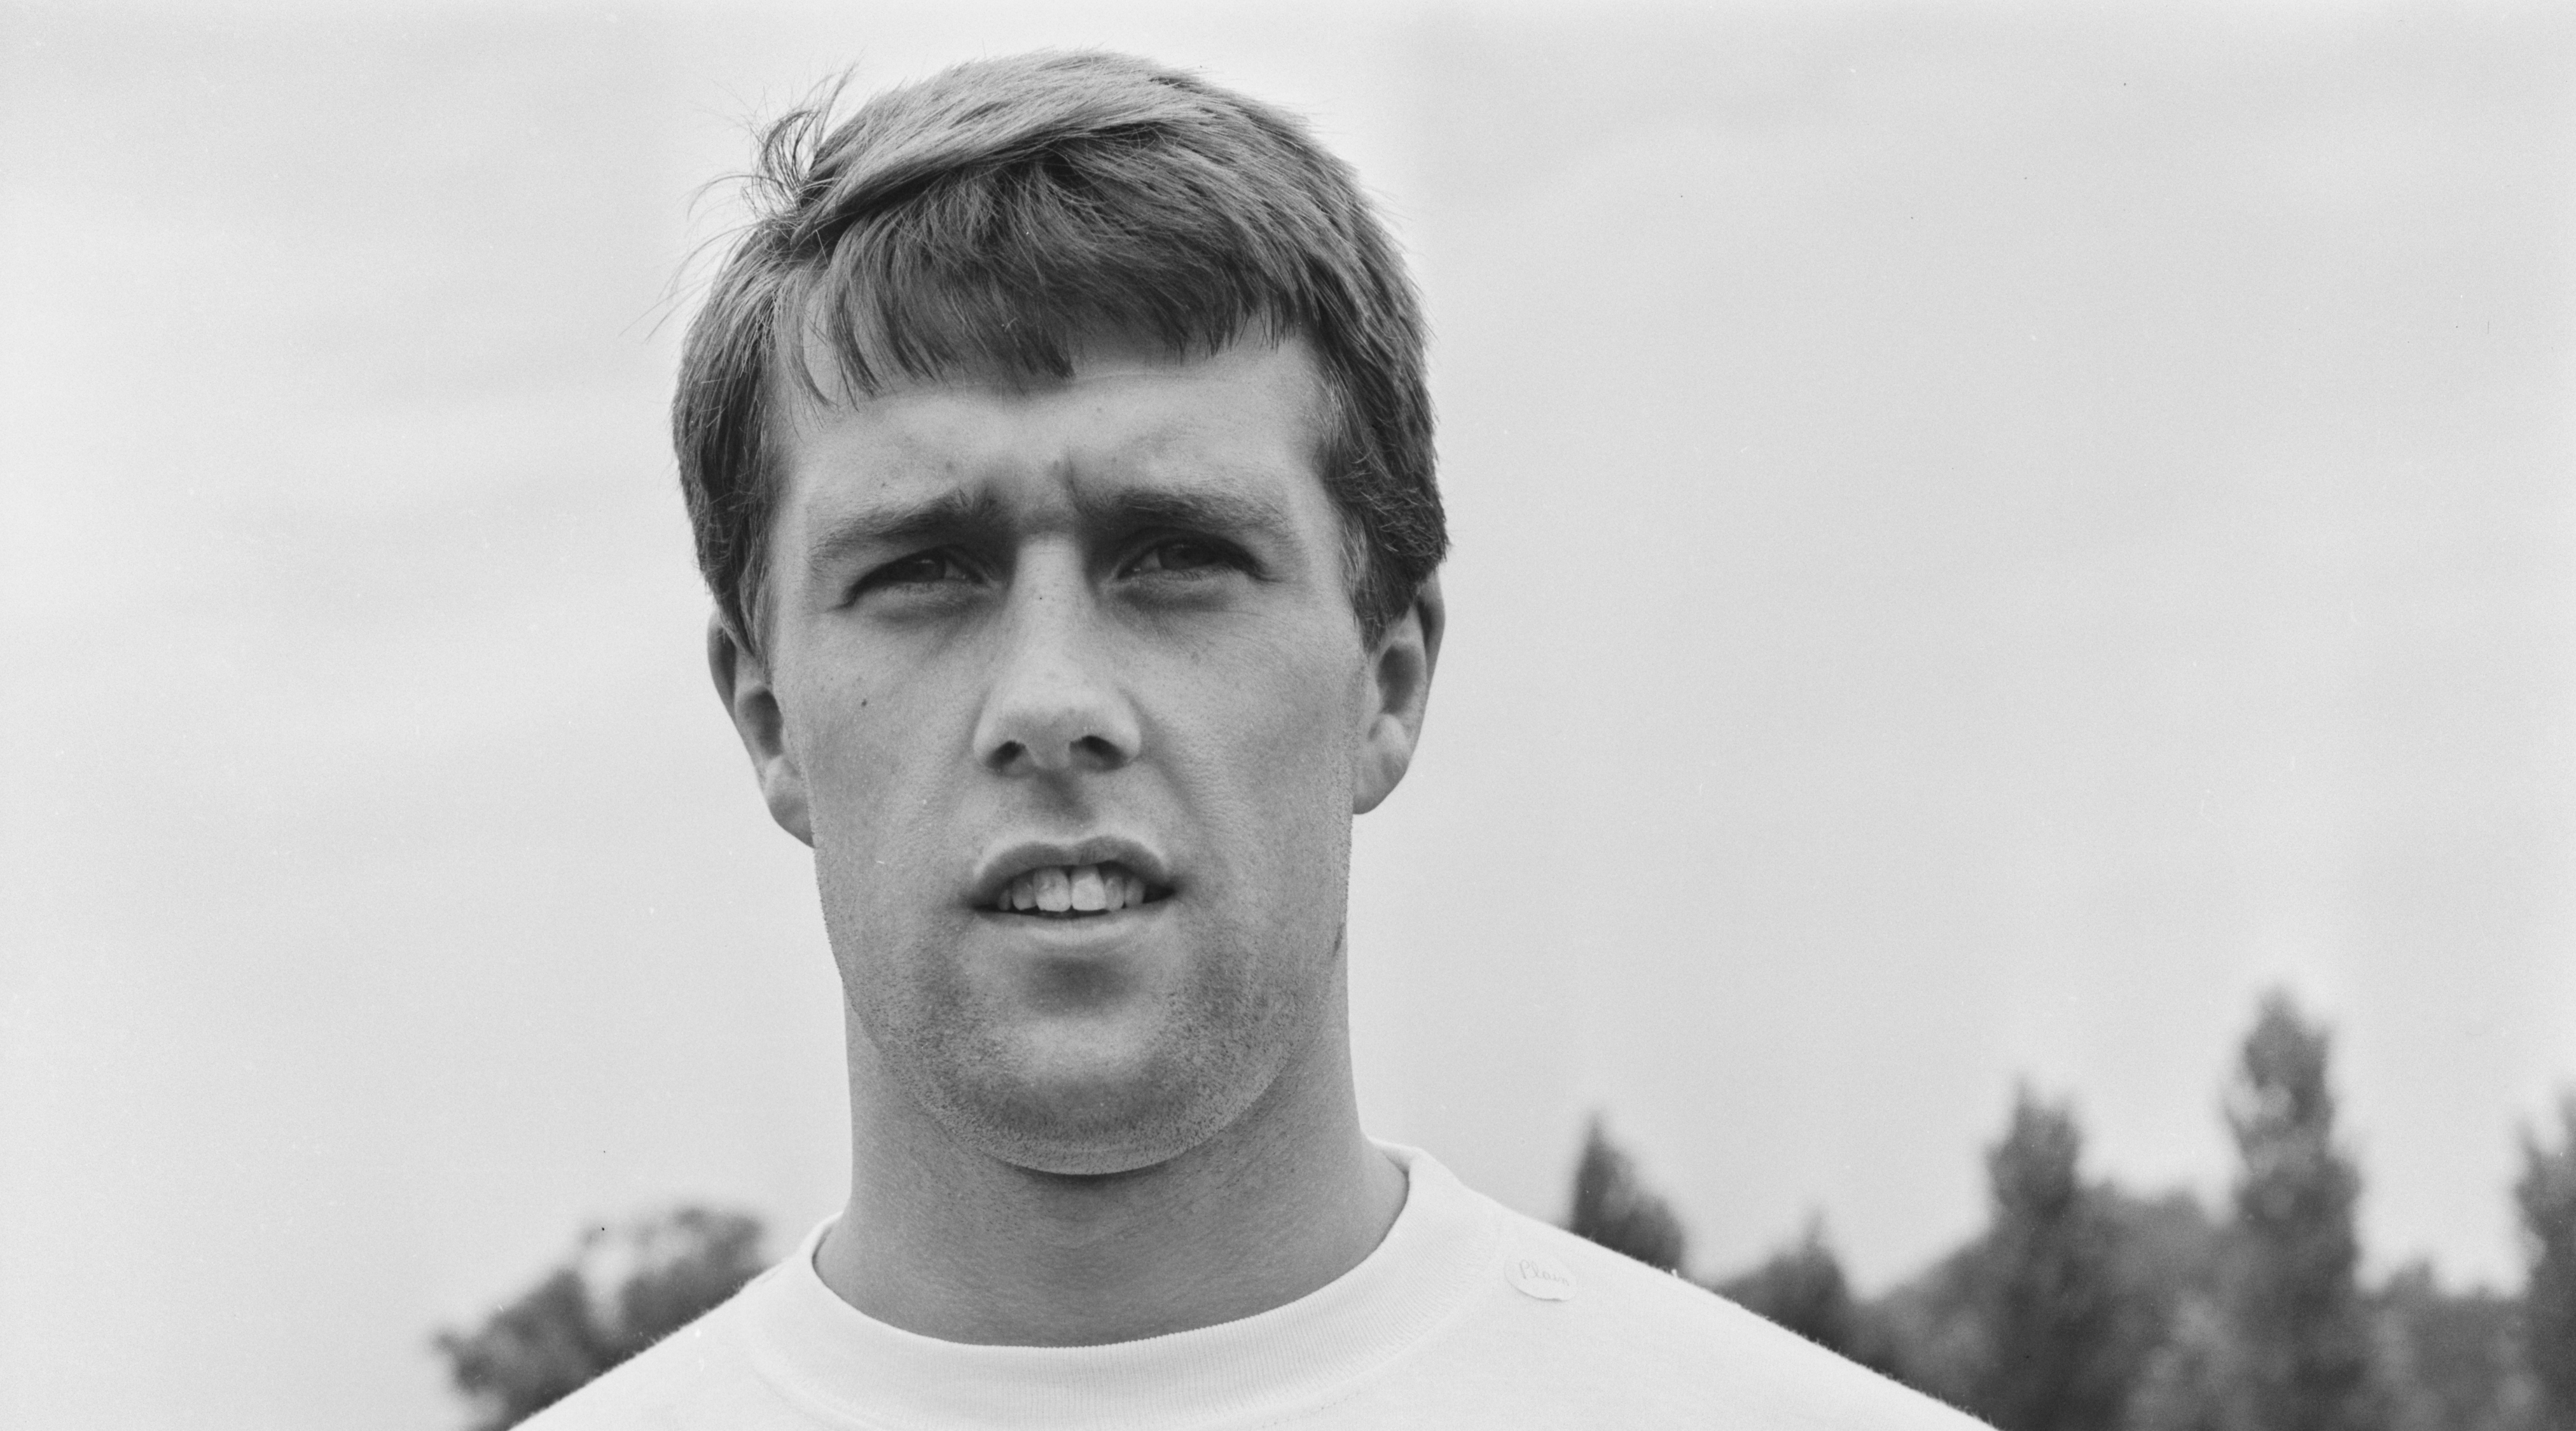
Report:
2371,1262,2534,1431
2521,1093,2576,1431
1566,1114,1689,1275
1866,1107,2213,1420
1555,993,2561,1431
2127,1295,2236,1431
2213,991,2386,1431
434,1205,768,1431
1956,1087,2140,1431
1713,1215,1897,1367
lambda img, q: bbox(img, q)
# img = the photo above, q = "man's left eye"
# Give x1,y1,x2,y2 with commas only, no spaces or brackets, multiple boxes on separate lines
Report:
1125,538,1234,576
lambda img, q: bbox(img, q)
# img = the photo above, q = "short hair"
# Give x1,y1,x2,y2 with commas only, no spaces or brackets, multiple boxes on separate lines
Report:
674,50,1446,654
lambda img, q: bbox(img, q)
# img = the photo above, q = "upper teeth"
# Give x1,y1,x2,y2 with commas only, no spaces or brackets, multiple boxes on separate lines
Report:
999,864,1153,914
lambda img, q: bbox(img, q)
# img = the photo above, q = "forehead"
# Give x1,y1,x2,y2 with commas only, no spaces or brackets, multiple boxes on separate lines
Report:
768,335,1337,534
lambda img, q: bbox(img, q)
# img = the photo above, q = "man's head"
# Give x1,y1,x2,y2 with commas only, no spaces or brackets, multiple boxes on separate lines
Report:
675,49,1443,658
681,53,1446,1177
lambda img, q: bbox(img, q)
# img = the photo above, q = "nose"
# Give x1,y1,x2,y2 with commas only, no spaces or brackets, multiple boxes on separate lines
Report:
971,556,1141,778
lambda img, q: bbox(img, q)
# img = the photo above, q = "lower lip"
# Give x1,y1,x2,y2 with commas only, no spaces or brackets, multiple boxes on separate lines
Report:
973,901,1172,937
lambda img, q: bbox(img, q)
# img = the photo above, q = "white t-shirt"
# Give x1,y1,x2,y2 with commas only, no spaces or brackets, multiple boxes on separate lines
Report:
525,1144,1984,1429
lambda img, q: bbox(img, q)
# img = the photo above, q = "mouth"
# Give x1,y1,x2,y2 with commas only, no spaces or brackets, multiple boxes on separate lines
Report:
984,861,1173,918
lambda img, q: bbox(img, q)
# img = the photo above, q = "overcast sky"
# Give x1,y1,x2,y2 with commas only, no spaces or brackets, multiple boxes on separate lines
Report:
4,3,2571,1428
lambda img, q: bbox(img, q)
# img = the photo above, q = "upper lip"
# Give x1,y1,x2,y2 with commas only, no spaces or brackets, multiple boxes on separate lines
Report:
969,836,1175,908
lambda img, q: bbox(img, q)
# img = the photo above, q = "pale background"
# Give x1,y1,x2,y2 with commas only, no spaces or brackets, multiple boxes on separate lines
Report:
3,1,2570,1427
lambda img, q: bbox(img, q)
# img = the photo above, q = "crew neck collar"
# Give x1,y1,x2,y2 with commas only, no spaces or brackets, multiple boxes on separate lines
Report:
739,1143,1497,1430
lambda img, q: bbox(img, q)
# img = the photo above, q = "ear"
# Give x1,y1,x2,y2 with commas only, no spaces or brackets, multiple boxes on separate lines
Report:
1352,574,1444,815
707,613,814,846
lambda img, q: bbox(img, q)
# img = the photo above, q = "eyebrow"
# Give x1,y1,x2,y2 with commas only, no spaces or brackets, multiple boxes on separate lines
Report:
1081,485,1299,547
800,488,1006,586
800,481,1303,587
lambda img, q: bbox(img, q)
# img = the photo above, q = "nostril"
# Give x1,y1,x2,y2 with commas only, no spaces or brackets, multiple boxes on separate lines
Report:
985,739,1028,770
1072,734,1126,767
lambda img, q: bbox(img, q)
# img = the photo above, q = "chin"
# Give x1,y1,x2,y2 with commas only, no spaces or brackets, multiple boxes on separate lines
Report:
918,1014,1291,1179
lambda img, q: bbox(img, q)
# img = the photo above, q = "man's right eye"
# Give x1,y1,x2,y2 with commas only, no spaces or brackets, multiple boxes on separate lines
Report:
855,550,978,598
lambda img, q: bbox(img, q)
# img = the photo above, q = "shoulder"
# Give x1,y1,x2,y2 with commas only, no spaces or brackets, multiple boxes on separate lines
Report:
1451,1199,1988,1429
516,1268,804,1431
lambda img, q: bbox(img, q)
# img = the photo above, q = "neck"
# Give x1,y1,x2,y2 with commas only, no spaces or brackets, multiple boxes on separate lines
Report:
815,974,1405,1347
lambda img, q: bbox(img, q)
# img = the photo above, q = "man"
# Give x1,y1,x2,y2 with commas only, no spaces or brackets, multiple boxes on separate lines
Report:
534,50,1981,1428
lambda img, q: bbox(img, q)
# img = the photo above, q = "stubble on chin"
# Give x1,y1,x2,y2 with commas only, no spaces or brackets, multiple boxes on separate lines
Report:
828,899,1326,1178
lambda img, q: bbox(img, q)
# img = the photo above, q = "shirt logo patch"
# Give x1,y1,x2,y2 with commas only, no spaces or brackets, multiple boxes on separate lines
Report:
1507,1253,1577,1302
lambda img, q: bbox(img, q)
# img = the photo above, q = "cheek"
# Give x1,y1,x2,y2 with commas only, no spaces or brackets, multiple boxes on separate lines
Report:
1196,646,1366,864
789,703,873,824
781,671,921,857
